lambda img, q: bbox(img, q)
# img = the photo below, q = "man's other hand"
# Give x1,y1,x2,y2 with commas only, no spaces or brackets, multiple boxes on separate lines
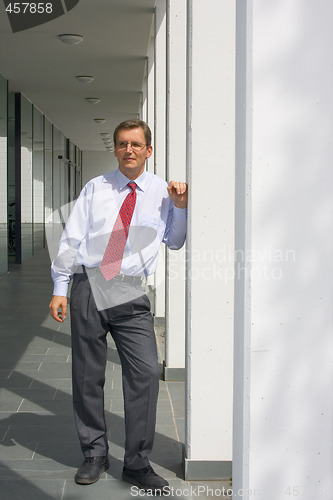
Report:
49,295,67,323
167,181,188,209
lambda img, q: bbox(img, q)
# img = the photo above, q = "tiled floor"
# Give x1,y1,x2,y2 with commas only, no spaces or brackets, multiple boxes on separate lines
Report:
0,249,231,499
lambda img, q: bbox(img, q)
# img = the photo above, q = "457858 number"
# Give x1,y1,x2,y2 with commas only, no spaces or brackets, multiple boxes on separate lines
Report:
6,3,53,14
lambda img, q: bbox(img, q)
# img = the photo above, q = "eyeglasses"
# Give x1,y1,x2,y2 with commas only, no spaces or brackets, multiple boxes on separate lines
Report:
116,141,147,151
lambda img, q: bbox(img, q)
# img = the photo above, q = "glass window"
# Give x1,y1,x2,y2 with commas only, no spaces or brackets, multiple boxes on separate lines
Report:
52,127,61,214
7,93,15,263
33,107,44,251
69,141,76,203
20,95,33,262
69,140,75,163
76,149,82,198
53,128,68,212
60,133,68,209
0,74,8,276
44,118,53,224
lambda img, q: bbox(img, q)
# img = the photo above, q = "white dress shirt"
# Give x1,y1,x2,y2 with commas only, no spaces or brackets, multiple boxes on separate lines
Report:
51,169,187,296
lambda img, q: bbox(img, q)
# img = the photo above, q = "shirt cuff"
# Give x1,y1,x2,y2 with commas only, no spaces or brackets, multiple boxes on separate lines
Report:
53,282,69,297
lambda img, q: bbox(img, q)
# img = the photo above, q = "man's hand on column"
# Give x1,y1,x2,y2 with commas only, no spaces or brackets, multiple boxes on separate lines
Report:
167,180,188,209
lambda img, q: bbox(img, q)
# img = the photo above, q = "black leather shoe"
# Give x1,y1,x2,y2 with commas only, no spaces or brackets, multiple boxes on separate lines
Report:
74,456,109,485
122,465,169,493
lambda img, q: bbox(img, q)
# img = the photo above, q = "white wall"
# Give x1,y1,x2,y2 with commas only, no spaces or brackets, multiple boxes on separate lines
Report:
81,151,117,186
234,1,333,498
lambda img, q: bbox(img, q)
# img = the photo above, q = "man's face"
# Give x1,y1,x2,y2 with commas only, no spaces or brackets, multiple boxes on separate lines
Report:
114,127,152,179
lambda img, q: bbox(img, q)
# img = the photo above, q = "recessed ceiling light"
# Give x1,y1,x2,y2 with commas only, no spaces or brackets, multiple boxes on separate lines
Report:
58,34,83,45
94,118,106,124
100,132,110,137
85,98,101,104
76,76,95,84
106,147,114,152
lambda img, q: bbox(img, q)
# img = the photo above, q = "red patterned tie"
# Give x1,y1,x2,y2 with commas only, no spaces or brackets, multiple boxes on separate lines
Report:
100,182,137,280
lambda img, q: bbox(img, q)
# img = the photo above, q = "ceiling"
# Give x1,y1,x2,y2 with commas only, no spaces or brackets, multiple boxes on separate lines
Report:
0,0,155,151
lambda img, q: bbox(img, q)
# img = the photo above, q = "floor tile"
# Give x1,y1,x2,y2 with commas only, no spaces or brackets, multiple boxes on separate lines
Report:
0,478,65,500
0,400,22,412
0,440,36,460
63,477,130,500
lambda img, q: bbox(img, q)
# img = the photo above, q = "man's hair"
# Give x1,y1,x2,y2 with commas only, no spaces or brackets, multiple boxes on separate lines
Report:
113,119,152,146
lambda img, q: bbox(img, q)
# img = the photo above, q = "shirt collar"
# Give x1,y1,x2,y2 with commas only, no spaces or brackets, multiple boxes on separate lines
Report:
116,169,147,192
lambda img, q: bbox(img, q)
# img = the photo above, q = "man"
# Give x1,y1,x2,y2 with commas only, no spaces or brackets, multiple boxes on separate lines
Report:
49,119,187,492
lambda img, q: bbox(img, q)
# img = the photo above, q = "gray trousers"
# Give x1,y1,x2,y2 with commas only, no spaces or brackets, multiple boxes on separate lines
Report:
70,269,160,470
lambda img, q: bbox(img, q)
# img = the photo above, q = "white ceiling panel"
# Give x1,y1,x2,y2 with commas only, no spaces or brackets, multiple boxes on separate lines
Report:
0,0,155,150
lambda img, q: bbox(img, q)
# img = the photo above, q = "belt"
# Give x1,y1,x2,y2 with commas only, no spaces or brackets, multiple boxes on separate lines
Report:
112,273,147,285
81,265,147,286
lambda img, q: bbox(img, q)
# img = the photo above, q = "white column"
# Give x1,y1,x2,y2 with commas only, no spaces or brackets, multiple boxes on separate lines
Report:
164,0,187,380
233,1,333,498
143,22,157,306
185,0,235,479
232,0,252,495
153,0,167,319
141,60,147,123
146,31,155,175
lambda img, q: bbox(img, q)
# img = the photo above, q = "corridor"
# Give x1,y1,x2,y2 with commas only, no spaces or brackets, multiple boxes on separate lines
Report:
0,249,231,499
